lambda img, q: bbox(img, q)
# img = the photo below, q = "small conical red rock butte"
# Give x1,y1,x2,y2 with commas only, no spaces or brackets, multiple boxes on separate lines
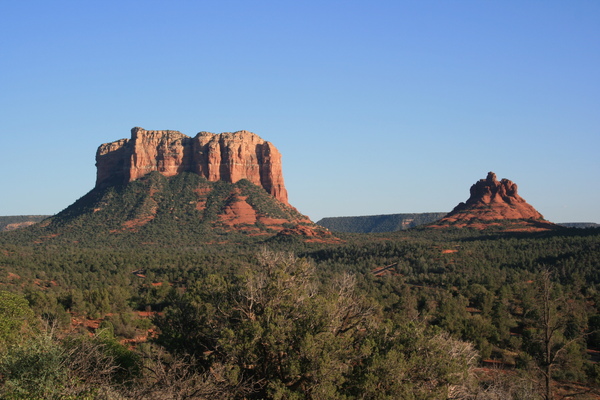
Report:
431,172,558,231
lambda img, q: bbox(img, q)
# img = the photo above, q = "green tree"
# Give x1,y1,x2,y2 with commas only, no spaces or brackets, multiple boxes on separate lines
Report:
0,291,35,350
522,269,590,400
155,250,479,399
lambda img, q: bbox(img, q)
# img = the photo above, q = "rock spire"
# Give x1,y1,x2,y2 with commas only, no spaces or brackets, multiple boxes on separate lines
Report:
431,172,556,230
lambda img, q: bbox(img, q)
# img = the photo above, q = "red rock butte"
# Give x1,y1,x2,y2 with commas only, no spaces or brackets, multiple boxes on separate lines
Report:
96,127,289,204
432,172,556,230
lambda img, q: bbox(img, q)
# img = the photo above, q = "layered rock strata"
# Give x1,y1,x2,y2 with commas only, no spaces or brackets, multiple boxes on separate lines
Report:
432,172,555,230
447,172,543,220
96,127,288,204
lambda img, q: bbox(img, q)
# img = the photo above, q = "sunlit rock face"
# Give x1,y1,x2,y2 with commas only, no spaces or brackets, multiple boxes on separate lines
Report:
447,171,544,221
431,172,556,231
96,127,289,204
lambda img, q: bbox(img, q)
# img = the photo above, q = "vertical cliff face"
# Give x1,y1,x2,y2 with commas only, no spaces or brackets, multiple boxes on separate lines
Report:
95,139,129,187
193,131,287,204
129,128,194,182
96,127,289,204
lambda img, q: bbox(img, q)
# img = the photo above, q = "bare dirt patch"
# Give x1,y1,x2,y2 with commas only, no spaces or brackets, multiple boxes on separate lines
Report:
219,196,258,226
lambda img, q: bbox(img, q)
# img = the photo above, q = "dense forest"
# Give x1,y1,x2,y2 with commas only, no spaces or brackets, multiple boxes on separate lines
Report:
1,218,600,398
1,173,599,399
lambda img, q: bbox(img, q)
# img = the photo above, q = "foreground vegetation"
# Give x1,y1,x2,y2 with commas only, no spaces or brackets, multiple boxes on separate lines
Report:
1,224,599,399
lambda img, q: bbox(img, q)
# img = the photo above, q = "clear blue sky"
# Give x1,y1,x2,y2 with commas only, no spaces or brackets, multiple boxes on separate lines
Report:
1,1,599,223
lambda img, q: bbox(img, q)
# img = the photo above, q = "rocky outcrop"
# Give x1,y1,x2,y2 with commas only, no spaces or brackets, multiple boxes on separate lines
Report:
449,172,543,220
432,172,556,230
96,127,289,204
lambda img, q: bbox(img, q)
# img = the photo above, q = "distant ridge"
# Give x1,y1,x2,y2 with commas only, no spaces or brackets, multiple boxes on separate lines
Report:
557,222,600,228
0,215,49,232
317,213,446,233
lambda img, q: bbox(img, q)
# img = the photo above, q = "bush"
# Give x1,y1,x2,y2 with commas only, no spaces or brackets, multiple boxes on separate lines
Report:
0,328,138,399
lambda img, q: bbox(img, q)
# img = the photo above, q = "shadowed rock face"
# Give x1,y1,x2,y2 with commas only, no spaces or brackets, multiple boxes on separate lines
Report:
432,172,555,230
96,127,289,204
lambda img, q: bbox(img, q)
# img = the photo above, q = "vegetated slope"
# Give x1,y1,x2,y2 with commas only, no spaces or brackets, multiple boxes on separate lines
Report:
0,215,50,231
317,212,447,233
0,172,328,247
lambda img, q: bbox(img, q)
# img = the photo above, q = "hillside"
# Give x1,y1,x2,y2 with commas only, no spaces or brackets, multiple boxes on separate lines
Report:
1,172,330,247
317,212,446,233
